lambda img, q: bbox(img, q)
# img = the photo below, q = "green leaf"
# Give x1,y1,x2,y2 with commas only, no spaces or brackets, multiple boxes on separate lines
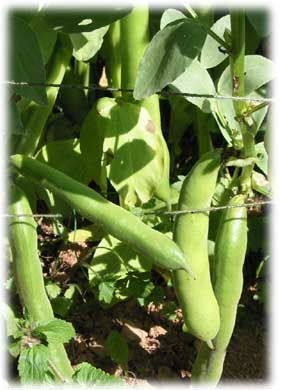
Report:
18,345,49,384
45,282,61,299
105,330,128,368
37,138,92,184
68,224,104,243
246,10,271,37
31,17,57,64
10,100,24,135
170,59,215,112
82,97,168,206
42,7,132,33
255,142,268,175
98,281,115,304
33,319,75,344
51,297,72,317
251,171,271,197
88,235,152,286
1,303,21,338
218,55,275,96
73,362,123,384
36,139,93,216
10,16,47,105
70,26,109,61
200,15,230,69
134,18,206,99
160,8,186,30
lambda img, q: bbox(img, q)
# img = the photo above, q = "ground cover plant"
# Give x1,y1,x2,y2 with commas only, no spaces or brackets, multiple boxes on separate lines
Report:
5,3,272,386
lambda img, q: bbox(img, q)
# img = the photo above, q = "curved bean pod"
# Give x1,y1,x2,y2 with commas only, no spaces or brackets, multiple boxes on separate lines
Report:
173,149,221,342
10,154,193,275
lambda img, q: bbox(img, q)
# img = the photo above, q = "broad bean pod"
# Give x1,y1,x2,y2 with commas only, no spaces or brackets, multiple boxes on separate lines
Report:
192,194,248,384
173,149,221,342
10,154,193,275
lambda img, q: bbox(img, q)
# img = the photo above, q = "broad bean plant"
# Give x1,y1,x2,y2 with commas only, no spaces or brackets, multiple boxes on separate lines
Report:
6,3,272,385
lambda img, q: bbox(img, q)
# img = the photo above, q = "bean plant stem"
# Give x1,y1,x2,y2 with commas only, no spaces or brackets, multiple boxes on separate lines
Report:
229,10,256,193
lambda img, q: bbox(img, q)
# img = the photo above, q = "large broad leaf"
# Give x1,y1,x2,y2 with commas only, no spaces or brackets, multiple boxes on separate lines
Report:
214,55,275,146
200,15,230,69
30,17,57,64
70,25,109,61
246,10,271,37
170,59,215,112
134,18,206,100
88,234,152,285
10,16,47,105
42,7,132,33
160,8,186,30
218,55,275,95
81,97,167,206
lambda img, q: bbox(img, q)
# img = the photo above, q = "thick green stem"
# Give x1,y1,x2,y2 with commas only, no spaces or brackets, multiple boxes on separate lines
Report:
9,184,73,381
120,5,171,205
196,110,213,157
16,35,72,156
103,20,121,95
230,10,255,192
74,60,89,96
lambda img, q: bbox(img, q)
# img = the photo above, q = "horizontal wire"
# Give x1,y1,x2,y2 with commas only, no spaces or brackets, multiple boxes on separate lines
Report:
162,200,272,216
3,213,63,218
5,81,273,103
2,200,272,219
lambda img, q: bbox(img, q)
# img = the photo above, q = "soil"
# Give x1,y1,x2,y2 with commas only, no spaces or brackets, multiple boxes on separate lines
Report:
35,218,268,385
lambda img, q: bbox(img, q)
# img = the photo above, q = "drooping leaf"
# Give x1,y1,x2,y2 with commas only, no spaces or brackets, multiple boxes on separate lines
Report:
160,8,186,30
200,15,230,69
105,330,128,368
70,26,109,61
73,362,123,384
246,10,271,37
18,345,49,384
33,319,75,344
134,18,206,99
42,7,132,33
170,59,215,112
218,55,275,96
81,97,168,206
10,16,47,105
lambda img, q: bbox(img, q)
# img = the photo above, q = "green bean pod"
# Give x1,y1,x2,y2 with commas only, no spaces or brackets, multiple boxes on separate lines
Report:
8,184,73,381
173,150,221,342
10,154,193,275
192,194,248,384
